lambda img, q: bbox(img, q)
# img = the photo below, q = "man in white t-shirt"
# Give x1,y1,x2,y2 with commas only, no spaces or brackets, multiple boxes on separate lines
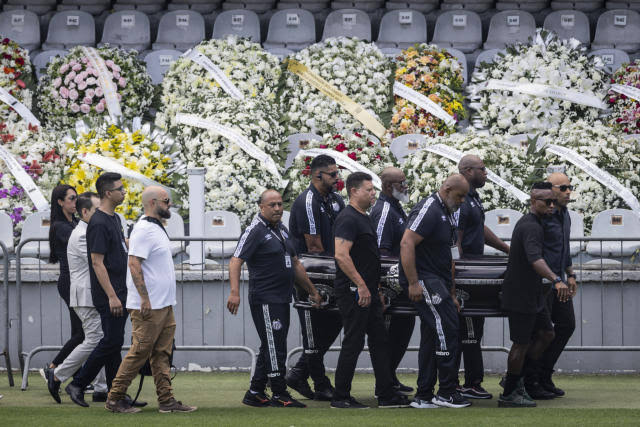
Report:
106,186,196,414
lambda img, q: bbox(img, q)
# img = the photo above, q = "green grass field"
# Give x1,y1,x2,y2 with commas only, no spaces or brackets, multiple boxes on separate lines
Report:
1,373,639,426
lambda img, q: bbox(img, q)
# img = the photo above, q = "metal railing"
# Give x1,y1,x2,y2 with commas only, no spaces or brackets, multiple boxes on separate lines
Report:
1,240,13,386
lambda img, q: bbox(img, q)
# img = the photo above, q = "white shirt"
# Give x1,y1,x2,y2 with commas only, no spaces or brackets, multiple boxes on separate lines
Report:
126,218,176,310
68,221,93,308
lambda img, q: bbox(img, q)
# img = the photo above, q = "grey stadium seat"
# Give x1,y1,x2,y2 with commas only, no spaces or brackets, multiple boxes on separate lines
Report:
144,49,181,84
99,10,151,52
473,48,505,71
550,1,605,12
32,48,67,79
386,1,439,14
496,1,549,12
543,10,591,47
263,9,316,52
322,9,372,41
168,1,221,14
586,209,640,257
204,210,241,259
591,9,640,52
4,0,57,15
212,9,261,42
483,10,536,49
113,0,166,15
484,208,523,256
390,134,427,164
331,1,385,12
568,209,585,256
431,10,482,53
375,9,428,49
152,10,206,51
277,2,329,13
0,211,14,255
41,10,95,50
606,2,640,11
440,1,495,13
221,2,276,13
0,10,40,51
18,210,51,260
285,132,322,169
57,0,111,16
589,48,630,73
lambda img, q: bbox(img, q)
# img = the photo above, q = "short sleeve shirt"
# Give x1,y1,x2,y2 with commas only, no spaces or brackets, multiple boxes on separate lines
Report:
334,205,381,292
234,214,297,304
457,189,485,256
289,184,345,256
86,209,128,309
399,193,456,285
542,207,572,278
370,193,407,257
501,213,546,314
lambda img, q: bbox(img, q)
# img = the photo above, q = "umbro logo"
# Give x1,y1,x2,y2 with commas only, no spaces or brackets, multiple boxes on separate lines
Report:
435,351,450,356
441,215,447,221
265,234,272,240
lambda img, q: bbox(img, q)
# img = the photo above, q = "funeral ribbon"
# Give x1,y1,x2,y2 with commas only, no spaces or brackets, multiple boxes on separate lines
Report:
182,49,244,101
393,82,456,127
478,79,607,110
610,84,640,102
298,148,382,190
0,86,40,126
0,145,49,210
545,144,640,217
287,59,387,139
424,144,530,204
80,47,122,121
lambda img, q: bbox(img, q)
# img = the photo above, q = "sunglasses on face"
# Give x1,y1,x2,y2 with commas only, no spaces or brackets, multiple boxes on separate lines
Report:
534,198,556,206
320,171,340,178
553,184,574,192
109,186,125,194
153,198,171,205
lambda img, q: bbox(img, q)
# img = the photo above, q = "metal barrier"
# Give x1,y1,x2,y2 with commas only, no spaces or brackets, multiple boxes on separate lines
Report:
1,240,13,386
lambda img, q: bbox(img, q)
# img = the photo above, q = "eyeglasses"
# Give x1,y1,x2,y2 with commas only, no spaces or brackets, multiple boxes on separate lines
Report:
553,184,574,192
392,180,407,187
153,198,171,205
320,171,340,178
534,198,556,206
109,186,125,194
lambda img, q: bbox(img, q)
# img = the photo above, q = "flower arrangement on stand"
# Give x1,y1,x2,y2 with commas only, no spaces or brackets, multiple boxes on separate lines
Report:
607,60,640,134
388,44,466,138
38,46,154,130
0,38,34,123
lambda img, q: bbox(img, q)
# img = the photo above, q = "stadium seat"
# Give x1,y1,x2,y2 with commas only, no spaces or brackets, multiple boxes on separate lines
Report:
473,48,505,70
221,2,276,13
41,10,95,50
569,209,585,256
4,0,57,15
263,9,316,52
282,210,291,230
606,1,640,11
440,0,495,13
264,46,294,59
483,10,536,49
591,9,640,52
385,1,439,14
0,10,41,52
57,0,111,16
0,211,14,255
166,210,186,256
484,208,523,256
278,2,330,13
496,1,550,12
32,49,67,79
144,48,181,84
18,210,50,259
550,1,605,12
432,11,483,53
389,134,427,164
113,0,166,15
331,1,385,12
285,133,322,169
212,9,261,42
586,209,640,257
543,10,591,46
99,10,151,52
588,48,630,73
322,9,372,41
375,9,428,49
204,210,241,258
168,1,221,14
152,10,206,51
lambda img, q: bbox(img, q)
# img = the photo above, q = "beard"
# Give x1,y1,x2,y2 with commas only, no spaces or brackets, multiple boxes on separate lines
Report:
392,188,409,203
158,207,171,219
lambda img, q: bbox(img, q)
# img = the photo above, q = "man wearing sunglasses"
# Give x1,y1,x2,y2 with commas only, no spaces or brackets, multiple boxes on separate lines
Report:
499,182,570,408
288,155,345,401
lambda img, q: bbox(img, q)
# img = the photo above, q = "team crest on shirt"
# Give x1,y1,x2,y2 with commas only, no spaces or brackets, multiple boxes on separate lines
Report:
441,215,447,222
332,202,340,211
320,206,326,213
272,319,282,331
470,201,475,207
431,293,442,305
399,218,404,224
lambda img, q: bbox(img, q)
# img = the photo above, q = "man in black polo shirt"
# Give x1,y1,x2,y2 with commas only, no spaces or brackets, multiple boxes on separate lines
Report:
287,155,345,401
331,172,409,409
455,155,510,400
499,182,570,408
400,174,471,409
228,189,322,409
370,167,414,395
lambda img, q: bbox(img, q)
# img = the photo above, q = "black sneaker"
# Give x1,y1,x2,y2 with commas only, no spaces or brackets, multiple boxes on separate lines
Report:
313,385,334,401
432,392,472,408
242,390,272,407
498,387,536,408
330,396,369,409
285,374,314,399
525,382,556,400
92,392,108,403
378,393,410,408
540,379,565,397
47,371,61,404
271,391,306,408
393,382,414,395
410,396,440,409
85,384,95,394
460,384,493,400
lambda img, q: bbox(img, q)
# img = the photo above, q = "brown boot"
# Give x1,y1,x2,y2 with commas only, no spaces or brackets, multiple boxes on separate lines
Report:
105,398,142,413
158,398,198,413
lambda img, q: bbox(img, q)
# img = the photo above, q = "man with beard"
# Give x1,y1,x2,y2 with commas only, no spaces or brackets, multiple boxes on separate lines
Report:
287,155,345,401
400,174,472,409
370,167,414,396
455,155,510,400
499,182,570,408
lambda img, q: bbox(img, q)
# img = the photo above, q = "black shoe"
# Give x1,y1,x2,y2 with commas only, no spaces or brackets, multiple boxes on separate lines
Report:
242,390,272,407
47,372,61,404
313,385,334,401
540,379,565,397
393,382,414,395
432,392,472,408
124,394,148,408
271,391,306,408
84,384,95,394
285,375,314,399
65,383,89,408
330,396,369,409
378,393,411,408
525,382,556,400
92,392,108,403
460,384,493,400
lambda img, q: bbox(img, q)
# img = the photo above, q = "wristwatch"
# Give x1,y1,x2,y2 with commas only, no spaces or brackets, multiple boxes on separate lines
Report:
552,276,563,285
567,273,577,280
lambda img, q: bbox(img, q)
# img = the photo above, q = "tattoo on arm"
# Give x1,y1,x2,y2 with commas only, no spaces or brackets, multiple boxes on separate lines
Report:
129,256,149,298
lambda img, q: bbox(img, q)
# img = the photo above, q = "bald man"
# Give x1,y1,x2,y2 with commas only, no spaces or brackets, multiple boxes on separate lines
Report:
370,167,414,396
107,186,196,413
399,174,471,408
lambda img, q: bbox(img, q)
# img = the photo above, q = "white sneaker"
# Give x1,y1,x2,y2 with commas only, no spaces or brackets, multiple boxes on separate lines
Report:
410,397,440,409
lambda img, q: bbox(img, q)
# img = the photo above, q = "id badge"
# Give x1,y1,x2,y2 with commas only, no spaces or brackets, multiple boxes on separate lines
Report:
451,246,460,260
285,254,292,268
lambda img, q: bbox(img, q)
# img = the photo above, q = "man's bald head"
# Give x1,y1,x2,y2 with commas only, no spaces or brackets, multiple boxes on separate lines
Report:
546,172,572,208
258,189,281,205
142,186,171,219
142,186,167,208
380,167,408,202
458,154,487,189
458,154,482,172
258,189,284,225
439,173,469,213
547,172,569,186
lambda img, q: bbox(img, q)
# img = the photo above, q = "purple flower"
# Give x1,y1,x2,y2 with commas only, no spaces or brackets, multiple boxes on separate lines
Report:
9,185,23,197
0,189,8,199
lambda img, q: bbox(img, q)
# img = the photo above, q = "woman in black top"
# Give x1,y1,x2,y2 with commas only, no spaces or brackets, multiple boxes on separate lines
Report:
46,184,83,371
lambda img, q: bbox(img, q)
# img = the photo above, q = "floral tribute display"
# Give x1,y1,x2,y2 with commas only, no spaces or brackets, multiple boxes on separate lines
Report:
0,38,34,123
38,46,154,130
389,44,466,138
285,132,396,202
61,123,175,221
281,37,394,136
608,60,640,134
467,31,607,136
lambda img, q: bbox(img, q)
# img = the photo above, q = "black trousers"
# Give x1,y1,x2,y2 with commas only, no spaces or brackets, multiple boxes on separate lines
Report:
52,275,85,366
333,286,394,401
414,278,459,397
386,314,416,381
290,307,343,389
71,304,128,390
250,303,290,395
539,290,575,375
455,316,485,386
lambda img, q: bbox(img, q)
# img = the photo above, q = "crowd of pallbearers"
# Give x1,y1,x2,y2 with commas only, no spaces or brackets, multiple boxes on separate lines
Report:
231,154,577,409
